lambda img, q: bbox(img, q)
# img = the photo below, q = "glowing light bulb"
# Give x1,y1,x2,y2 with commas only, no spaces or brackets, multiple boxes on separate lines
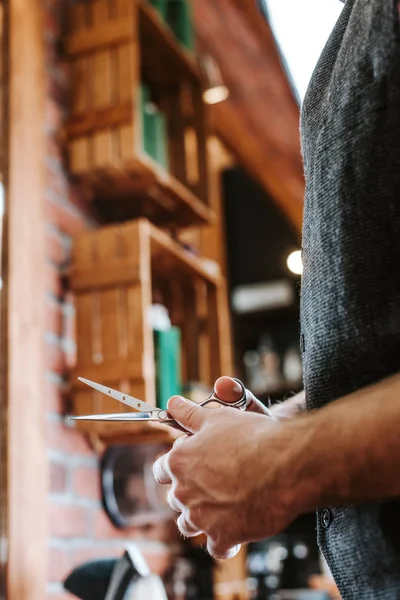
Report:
287,250,303,275
202,85,229,105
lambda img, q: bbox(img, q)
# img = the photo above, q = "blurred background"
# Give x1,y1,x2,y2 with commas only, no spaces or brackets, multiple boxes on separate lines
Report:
0,1,343,599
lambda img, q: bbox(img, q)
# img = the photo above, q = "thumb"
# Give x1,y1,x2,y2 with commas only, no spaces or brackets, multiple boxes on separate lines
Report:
167,395,207,434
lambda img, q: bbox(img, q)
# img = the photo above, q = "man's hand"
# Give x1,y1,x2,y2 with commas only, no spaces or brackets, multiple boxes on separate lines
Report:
154,373,400,561
214,376,306,420
153,395,301,560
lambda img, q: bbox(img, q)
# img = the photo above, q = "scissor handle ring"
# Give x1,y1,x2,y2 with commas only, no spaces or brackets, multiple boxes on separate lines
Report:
201,378,248,411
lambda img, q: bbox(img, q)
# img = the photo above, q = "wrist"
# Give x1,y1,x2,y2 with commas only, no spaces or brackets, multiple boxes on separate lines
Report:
270,412,328,517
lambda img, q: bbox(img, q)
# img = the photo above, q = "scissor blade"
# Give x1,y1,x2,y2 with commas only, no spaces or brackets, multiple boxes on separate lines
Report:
78,377,155,413
69,412,155,422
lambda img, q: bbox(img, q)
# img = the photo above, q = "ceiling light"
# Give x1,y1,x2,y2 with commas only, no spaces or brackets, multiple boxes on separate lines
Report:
287,250,303,275
200,54,229,105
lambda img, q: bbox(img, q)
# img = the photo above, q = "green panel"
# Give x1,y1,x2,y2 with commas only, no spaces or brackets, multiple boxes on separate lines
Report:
154,327,182,410
154,112,169,170
149,0,168,20
166,0,194,51
141,85,169,168
140,84,157,161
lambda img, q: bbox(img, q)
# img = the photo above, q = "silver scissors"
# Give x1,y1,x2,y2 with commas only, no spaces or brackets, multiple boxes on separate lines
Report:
69,377,249,434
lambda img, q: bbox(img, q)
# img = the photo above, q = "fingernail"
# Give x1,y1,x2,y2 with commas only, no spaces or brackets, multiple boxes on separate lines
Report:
232,380,243,394
168,395,185,409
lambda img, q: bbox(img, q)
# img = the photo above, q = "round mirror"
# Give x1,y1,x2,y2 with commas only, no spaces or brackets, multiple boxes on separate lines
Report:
101,444,172,529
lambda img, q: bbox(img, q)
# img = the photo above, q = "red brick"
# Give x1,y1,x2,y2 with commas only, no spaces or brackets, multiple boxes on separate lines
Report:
46,229,66,266
46,136,64,165
46,420,93,456
45,377,64,414
73,466,100,500
70,544,172,577
45,97,63,133
46,164,69,200
50,460,68,494
46,263,62,298
48,546,72,582
49,503,89,537
47,196,87,237
137,520,180,544
68,185,91,213
63,305,76,346
71,545,124,568
92,508,133,540
45,299,63,337
45,338,65,374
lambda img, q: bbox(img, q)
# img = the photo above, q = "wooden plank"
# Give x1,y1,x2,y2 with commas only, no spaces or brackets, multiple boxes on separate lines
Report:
72,259,141,290
70,138,91,173
5,0,47,597
67,101,133,139
90,0,114,168
69,2,90,32
126,222,156,406
70,56,91,173
192,82,209,202
149,222,221,285
91,0,109,24
117,43,133,103
75,294,95,366
213,101,303,233
119,123,134,161
93,129,113,167
71,57,90,114
67,20,133,56
181,282,199,382
72,360,145,384
116,0,134,19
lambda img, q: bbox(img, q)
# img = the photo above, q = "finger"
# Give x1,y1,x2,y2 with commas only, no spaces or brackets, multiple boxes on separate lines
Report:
214,376,244,402
167,395,207,434
177,513,202,538
173,434,188,449
153,452,173,485
166,488,184,513
207,539,241,560
214,376,271,416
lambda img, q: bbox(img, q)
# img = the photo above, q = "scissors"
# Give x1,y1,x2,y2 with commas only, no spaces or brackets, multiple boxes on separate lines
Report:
69,377,249,434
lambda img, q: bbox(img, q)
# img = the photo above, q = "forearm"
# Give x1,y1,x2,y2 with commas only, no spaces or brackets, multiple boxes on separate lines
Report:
270,390,306,420
285,374,400,514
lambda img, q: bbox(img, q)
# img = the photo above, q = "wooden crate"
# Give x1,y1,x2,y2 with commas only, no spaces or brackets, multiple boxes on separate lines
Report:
70,218,231,442
66,0,213,227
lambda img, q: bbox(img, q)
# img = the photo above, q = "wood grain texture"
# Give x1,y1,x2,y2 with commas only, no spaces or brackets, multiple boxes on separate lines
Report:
194,0,304,231
5,0,47,597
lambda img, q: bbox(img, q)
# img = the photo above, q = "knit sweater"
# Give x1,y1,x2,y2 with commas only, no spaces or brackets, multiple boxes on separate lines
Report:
300,0,400,597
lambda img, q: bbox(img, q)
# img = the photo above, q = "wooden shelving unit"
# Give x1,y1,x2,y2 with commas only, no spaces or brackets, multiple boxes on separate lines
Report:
66,0,213,227
70,218,231,443
66,6,248,598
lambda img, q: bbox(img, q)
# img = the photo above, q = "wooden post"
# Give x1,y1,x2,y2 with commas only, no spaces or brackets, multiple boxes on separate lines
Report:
3,0,47,597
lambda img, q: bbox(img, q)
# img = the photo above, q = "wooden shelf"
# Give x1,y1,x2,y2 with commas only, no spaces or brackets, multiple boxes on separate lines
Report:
138,0,200,84
70,218,231,443
66,0,211,228
74,152,216,227
148,222,220,284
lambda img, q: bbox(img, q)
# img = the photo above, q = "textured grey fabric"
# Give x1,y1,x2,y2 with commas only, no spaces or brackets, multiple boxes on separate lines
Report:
300,0,400,597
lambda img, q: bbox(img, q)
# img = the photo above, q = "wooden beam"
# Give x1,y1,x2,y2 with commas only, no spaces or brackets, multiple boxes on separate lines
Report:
4,0,47,597
212,102,303,233
232,0,300,113
194,1,304,234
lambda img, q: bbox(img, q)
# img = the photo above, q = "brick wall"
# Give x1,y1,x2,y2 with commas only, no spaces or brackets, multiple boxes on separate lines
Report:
44,1,177,598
